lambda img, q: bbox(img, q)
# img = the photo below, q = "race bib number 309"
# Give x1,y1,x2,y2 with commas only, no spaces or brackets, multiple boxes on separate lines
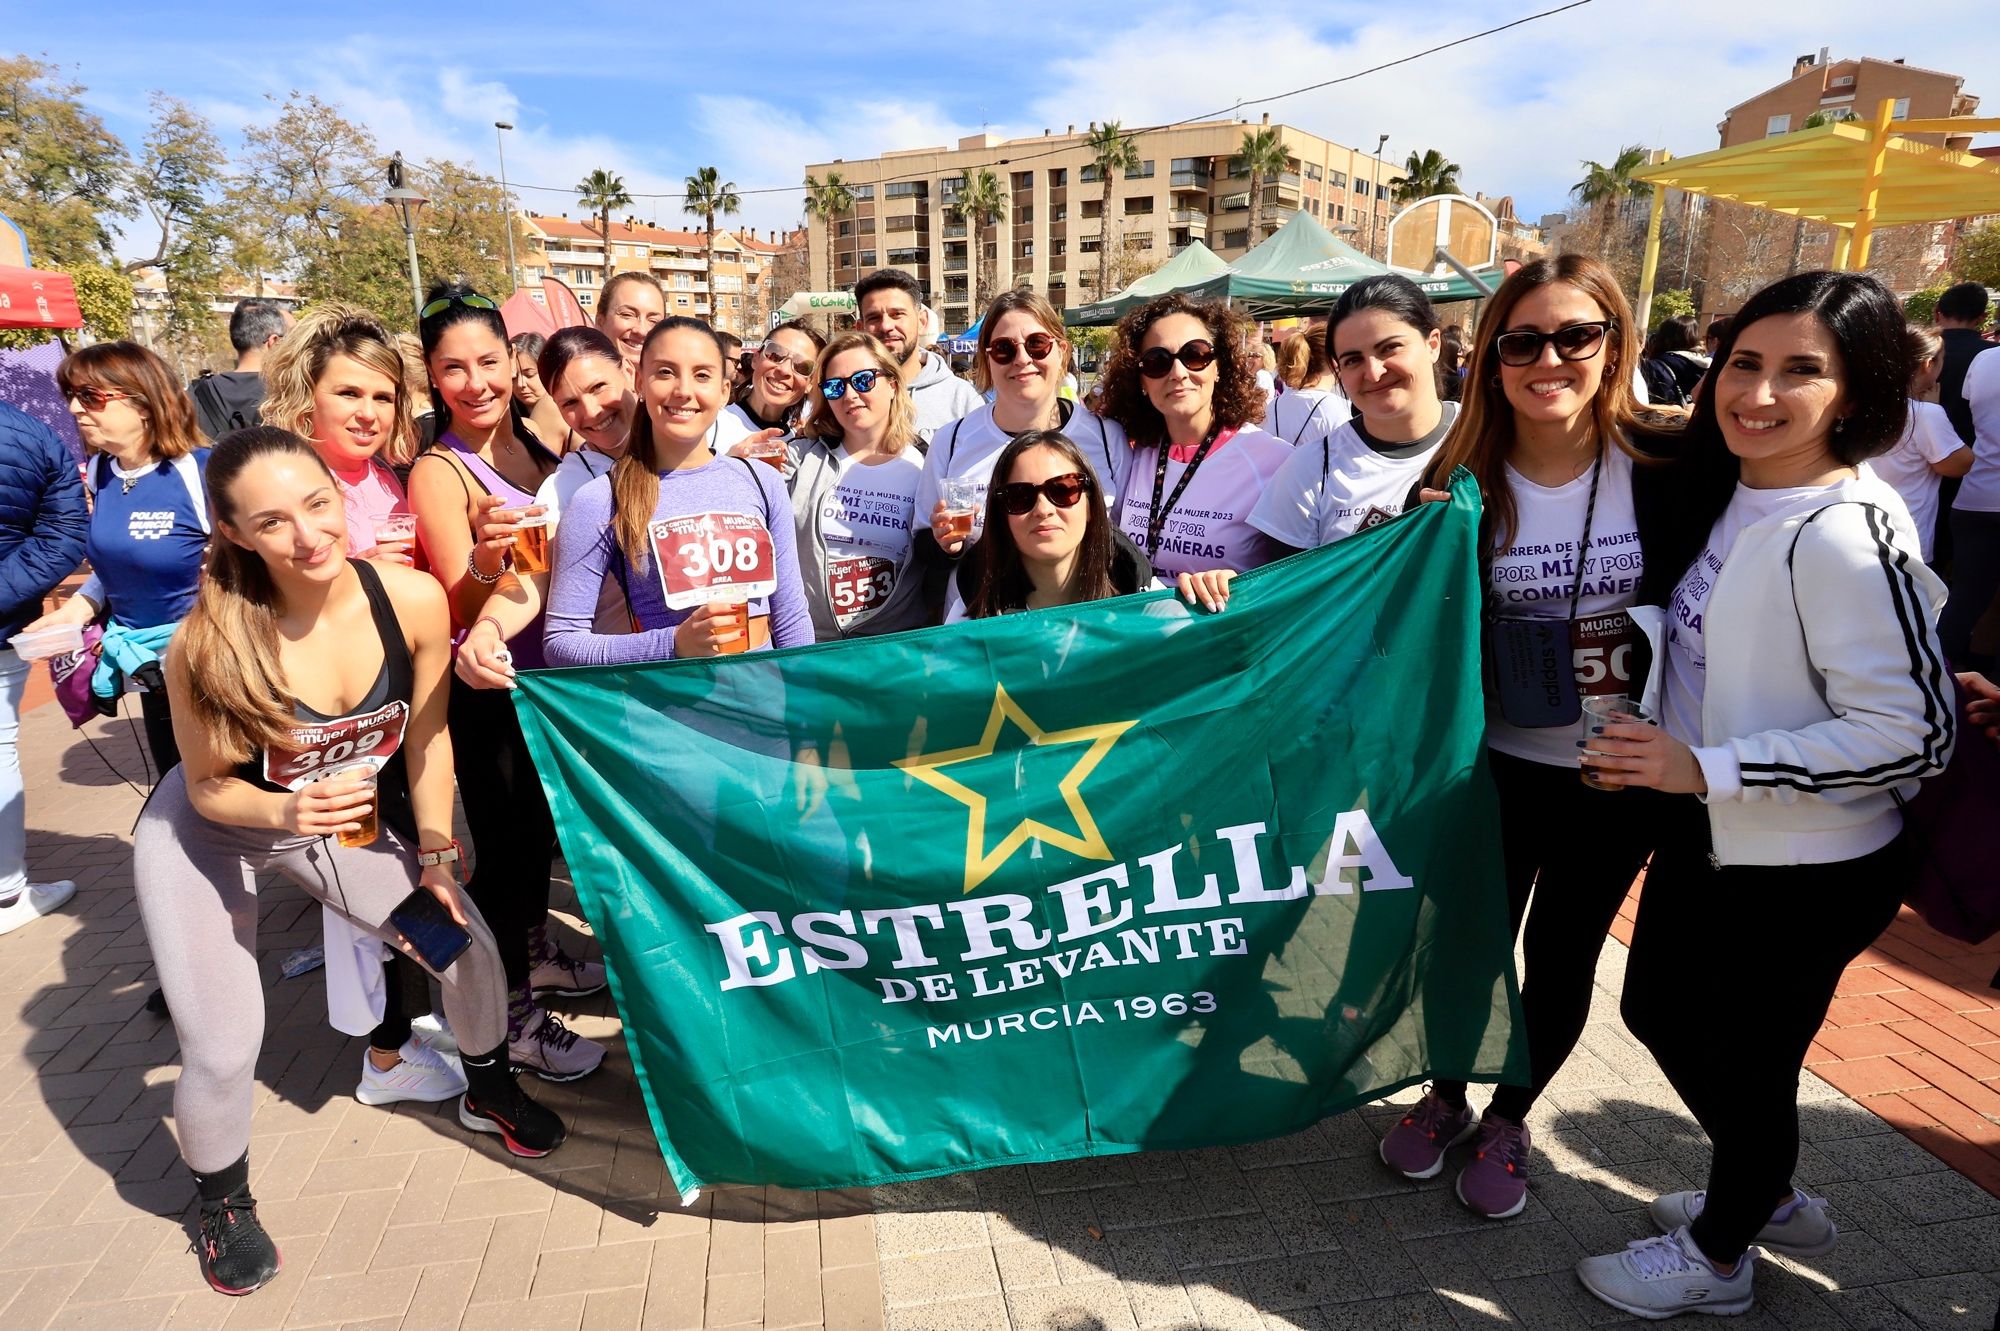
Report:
651,512,777,611
263,701,408,791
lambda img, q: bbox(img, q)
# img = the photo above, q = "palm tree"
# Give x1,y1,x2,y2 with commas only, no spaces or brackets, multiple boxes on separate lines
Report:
683,166,742,329
1572,146,1651,229
1392,149,1463,204
1087,121,1141,296
955,169,1008,313
802,171,854,290
1238,127,1290,241
575,168,632,294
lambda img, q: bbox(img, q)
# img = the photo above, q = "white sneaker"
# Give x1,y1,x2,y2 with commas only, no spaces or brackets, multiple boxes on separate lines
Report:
1576,1227,1756,1320
1651,1189,1837,1258
0,880,77,936
355,1039,468,1106
508,1009,605,1083
410,1012,458,1057
529,948,608,998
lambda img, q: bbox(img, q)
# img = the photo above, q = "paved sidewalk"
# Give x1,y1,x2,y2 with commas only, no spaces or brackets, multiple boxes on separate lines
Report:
2,702,1997,1330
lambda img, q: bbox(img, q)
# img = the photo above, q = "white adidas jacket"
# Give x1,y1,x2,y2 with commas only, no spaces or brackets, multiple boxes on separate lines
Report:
1638,471,1954,866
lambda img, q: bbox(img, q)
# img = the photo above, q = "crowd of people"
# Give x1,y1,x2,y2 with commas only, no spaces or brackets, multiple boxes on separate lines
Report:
0,252,1994,1319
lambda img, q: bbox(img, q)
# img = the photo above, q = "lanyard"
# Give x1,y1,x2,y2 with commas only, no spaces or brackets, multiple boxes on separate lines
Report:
1144,429,1224,558
1564,459,1604,621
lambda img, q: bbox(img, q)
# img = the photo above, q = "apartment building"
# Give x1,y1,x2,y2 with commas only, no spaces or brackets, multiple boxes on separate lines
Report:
802,114,1407,330
519,215,769,335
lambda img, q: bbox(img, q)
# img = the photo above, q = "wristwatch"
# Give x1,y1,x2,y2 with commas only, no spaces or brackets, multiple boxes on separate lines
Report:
416,840,463,869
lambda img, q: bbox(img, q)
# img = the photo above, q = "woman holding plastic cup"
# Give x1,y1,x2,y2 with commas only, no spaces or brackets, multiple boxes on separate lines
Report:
541,317,811,665
262,304,425,571
1572,272,1952,1321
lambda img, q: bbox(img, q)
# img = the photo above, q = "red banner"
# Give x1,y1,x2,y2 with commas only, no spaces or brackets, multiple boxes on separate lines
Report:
0,267,82,331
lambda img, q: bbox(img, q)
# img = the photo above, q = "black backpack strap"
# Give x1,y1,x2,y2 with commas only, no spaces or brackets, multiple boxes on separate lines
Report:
190,376,225,439
737,456,773,529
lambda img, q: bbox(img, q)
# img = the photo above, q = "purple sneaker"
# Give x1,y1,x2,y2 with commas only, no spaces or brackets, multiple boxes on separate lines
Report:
1379,1087,1477,1179
1455,1113,1531,1218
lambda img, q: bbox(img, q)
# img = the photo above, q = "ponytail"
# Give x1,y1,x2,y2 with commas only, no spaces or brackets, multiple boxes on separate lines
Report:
611,316,726,567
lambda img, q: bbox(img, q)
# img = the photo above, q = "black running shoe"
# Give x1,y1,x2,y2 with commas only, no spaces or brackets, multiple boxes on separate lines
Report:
194,1190,281,1295
459,1085,568,1157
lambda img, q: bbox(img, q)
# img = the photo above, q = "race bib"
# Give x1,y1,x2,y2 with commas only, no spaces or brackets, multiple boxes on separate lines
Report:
651,512,778,611
263,701,408,792
827,556,897,625
1570,610,1640,697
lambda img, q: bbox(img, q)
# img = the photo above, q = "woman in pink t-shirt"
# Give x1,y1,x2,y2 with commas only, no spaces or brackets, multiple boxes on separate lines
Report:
263,304,424,571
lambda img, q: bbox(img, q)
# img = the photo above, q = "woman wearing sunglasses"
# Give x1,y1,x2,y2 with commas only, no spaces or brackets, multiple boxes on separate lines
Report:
405,285,608,1086
1095,293,1288,610
29,343,212,776
1376,256,1688,1220
541,317,811,664
787,333,928,640
957,431,1153,619
913,291,1128,619
1248,276,1456,556
723,321,825,439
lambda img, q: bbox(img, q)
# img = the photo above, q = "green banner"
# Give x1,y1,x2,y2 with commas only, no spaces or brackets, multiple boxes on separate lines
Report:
513,475,1523,1198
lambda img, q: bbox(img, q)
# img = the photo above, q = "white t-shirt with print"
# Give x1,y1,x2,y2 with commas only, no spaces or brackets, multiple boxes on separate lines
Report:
536,447,626,635
817,451,924,627
1484,445,1646,766
1247,402,1458,549
1953,348,2000,513
1866,400,1965,560
1115,425,1291,579
1663,482,1841,746
1264,386,1352,449
913,403,1128,546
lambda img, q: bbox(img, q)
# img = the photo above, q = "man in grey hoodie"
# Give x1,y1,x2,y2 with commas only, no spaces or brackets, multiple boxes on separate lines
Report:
855,269,982,445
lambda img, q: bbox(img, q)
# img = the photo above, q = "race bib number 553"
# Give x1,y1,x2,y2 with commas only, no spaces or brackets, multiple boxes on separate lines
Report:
651,512,777,611
263,701,408,791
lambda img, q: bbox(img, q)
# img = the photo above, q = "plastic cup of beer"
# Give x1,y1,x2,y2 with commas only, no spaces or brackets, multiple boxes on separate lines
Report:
941,478,981,543
745,435,788,471
712,597,751,655
374,512,417,546
332,765,380,848
1580,695,1654,791
511,513,552,574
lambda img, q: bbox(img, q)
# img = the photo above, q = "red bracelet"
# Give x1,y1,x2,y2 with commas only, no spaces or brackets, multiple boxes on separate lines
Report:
475,615,506,641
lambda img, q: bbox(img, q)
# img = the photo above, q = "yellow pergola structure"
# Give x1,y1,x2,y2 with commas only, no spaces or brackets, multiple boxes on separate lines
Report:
1630,100,2000,324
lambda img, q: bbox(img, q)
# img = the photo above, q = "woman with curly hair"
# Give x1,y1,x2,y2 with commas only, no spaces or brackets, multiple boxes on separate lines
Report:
1094,293,1288,611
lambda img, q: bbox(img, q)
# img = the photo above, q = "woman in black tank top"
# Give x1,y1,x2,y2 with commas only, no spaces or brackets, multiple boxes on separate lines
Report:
133,429,566,1298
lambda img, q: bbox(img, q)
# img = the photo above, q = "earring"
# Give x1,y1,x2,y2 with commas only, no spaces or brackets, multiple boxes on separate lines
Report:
1833,417,1848,433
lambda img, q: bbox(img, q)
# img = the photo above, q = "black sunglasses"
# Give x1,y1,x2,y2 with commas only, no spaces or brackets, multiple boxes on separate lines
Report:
996,472,1090,515
986,333,1057,365
1138,339,1217,379
1493,321,1613,368
419,292,501,321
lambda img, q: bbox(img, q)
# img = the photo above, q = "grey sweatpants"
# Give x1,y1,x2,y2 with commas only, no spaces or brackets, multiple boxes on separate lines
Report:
133,767,509,1172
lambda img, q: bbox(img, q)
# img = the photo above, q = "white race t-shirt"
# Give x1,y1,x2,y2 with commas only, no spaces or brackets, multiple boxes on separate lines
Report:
1264,386,1352,449
816,451,924,627
1867,400,1966,560
913,402,1128,546
1247,402,1458,549
1949,348,2000,513
1115,425,1292,578
1485,446,1647,766
1663,481,1840,745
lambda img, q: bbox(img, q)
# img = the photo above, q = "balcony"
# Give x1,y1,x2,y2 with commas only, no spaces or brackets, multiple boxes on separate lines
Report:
670,281,710,294
944,257,968,272
1170,171,1210,190
1170,210,1207,231
541,248,607,265
942,223,967,239
652,255,704,272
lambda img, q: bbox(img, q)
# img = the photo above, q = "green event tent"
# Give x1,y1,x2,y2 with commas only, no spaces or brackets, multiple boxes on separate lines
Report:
1061,240,1230,326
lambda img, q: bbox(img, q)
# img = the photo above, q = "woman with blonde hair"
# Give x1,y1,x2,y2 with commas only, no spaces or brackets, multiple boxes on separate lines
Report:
1267,323,1349,447
262,303,423,569
789,332,926,639
27,342,212,774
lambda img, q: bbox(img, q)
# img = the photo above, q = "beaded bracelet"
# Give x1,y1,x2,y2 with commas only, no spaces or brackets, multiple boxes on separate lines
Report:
466,546,512,584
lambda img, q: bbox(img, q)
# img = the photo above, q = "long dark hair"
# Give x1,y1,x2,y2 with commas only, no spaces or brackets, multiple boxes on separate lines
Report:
1680,270,1912,534
612,316,727,565
536,326,622,395
1093,293,1265,445
967,430,1116,618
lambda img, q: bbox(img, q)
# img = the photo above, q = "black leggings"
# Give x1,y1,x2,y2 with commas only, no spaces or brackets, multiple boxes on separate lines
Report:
1940,508,2000,673
1621,796,1905,1264
1436,749,1659,1121
138,688,181,779
447,676,557,991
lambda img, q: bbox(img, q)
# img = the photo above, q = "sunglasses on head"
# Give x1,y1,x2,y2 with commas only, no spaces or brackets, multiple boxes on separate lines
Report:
820,368,888,400
760,342,815,377
67,387,131,411
1493,321,1612,368
997,472,1090,515
419,292,501,321
1138,339,1217,379
986,333,1057,365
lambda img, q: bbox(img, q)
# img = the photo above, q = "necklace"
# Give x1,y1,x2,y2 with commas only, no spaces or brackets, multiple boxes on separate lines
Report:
111,457,151,495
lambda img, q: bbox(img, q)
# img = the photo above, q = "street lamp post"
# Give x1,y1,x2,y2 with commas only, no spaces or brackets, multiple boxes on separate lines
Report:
1371,134,1391,260
494,121,519,293
385,154,429,322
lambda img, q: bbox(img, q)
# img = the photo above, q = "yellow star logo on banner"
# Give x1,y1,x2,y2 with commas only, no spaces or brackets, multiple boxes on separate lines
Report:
895,685,1136,894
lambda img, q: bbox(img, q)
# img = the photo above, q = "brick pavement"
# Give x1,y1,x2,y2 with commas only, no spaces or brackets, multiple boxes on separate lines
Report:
2,700,1997,1329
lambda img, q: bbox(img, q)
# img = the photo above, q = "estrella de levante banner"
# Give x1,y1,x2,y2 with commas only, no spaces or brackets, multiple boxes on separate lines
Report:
513,474,1524,1198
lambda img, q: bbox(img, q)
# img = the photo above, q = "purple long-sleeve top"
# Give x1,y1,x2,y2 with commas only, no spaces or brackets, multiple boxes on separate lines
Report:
543,455,814,665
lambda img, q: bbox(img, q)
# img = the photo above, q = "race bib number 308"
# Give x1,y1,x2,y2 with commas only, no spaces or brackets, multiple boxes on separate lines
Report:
651,512,778,611
263,701,408,791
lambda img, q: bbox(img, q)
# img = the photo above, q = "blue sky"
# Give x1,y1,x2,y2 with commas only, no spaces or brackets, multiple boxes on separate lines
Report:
11,0,1999,259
